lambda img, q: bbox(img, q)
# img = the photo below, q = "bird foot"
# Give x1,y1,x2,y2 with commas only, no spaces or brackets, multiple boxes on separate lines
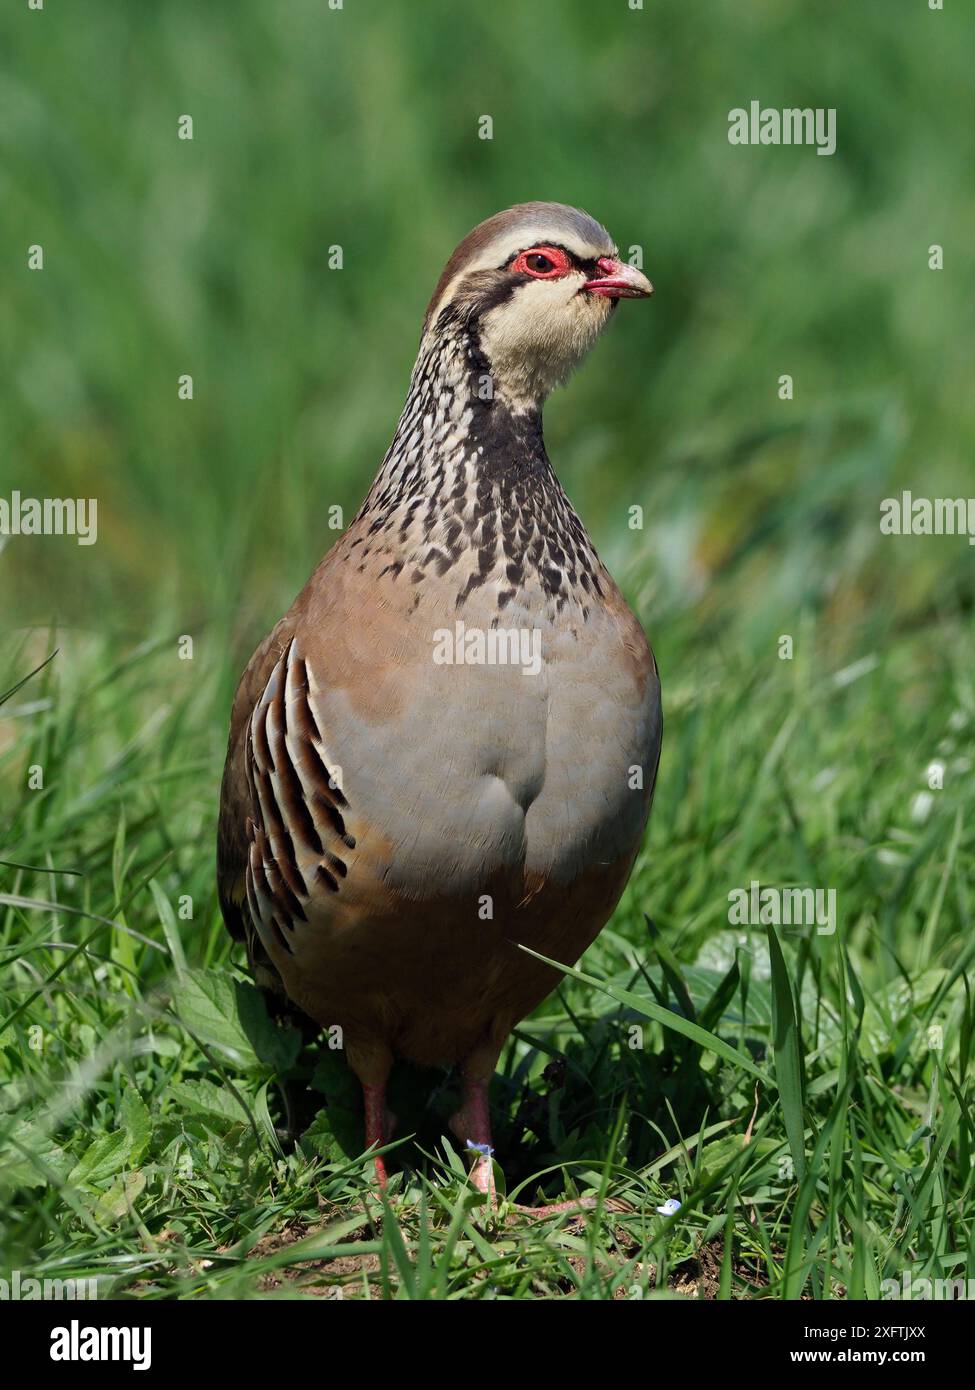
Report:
448,1092,497,1201
464,1142,497,1199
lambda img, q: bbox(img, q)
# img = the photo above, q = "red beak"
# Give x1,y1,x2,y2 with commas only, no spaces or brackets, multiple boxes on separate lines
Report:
583,257,653,299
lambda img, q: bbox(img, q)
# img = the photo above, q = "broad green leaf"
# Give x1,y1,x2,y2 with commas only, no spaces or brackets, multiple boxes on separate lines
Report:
698,1132,782,1180
169,1078,250,1125
69,1130,130,1187
301,1103,361,1159
170,969,258,1066
0,1124,70,1189
311,1049,361,1108
234,982,302,1071
300,1109,343,1160
93,1169,146,1224
120,1086,152,1165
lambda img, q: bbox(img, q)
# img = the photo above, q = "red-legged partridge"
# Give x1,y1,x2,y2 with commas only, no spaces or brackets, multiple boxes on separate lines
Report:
217,202,661,1198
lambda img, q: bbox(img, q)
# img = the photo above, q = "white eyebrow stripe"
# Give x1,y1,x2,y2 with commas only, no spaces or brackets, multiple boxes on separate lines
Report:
423,224,618,329
461,223,617,272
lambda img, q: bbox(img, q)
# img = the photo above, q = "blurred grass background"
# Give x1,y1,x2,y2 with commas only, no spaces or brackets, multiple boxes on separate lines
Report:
3,0,973,650
1,0,974,1298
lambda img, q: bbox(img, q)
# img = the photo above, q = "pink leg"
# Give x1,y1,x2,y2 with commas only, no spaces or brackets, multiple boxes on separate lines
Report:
448,1047,602,1219
449,1076,496,1197
348,1041,394,1192
362,1082,393,1188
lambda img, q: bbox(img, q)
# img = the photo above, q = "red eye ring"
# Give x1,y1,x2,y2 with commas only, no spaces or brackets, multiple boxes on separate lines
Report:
509,245,571,279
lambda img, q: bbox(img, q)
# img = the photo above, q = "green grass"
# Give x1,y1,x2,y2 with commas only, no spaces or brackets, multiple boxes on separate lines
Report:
2,0,974,1299
1,605,973,1298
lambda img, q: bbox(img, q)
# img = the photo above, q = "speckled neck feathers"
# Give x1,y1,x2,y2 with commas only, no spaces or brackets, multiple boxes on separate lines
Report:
348,313,603,615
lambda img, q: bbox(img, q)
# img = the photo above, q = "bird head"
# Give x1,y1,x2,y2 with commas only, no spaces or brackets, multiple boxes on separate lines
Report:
421,202,653,411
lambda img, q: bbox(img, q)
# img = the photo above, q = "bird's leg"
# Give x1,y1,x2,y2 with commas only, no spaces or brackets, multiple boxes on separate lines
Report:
447,1044,607,1218
448,1037,505,1200
449,1073,496,1197
348,1042,395,1189
362,1082,394,1187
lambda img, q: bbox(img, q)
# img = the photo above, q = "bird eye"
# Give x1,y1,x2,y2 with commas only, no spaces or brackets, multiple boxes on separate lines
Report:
509,246,570,278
